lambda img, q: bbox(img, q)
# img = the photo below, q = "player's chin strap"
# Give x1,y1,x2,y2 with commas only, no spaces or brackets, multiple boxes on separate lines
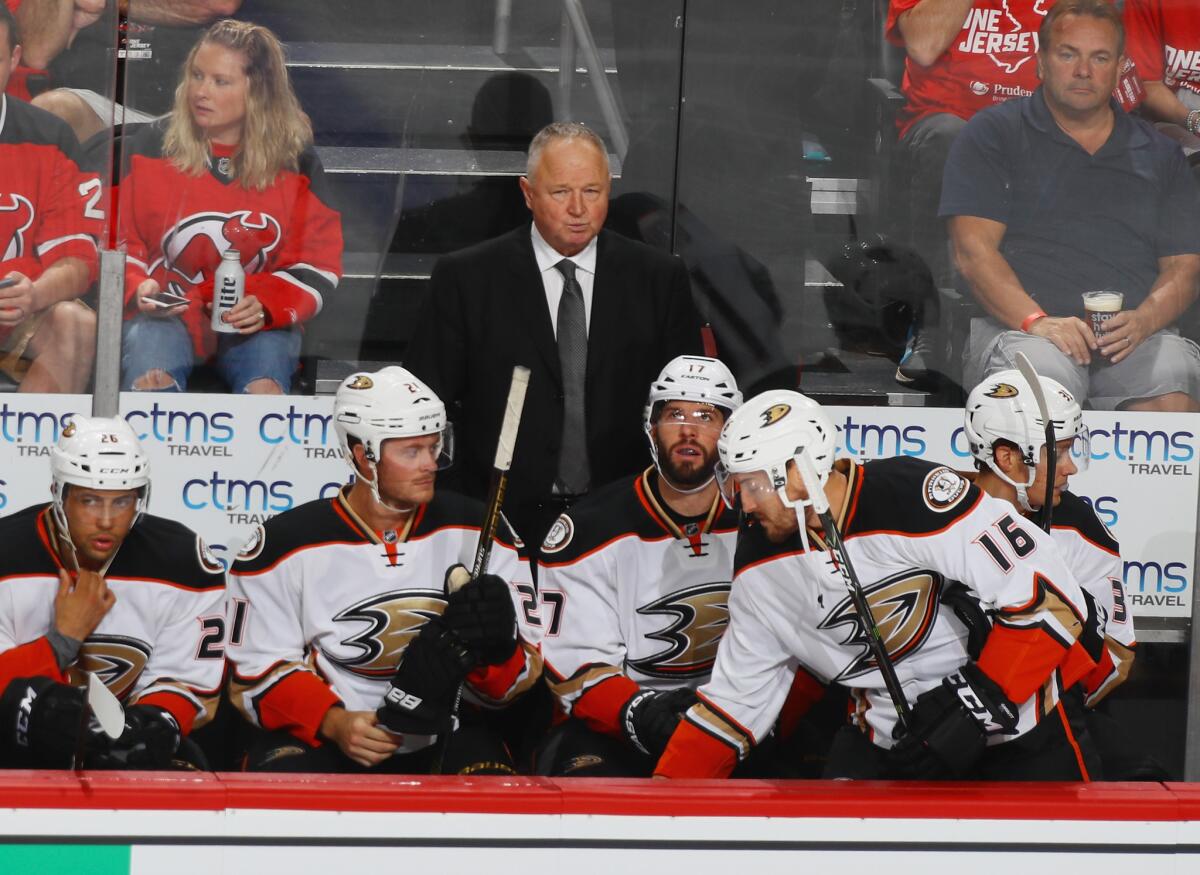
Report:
983,454,1038,514
778,452,828,553
361,460,419,515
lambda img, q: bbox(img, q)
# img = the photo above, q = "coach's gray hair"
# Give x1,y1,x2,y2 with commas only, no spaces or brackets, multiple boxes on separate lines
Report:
525,122,610,180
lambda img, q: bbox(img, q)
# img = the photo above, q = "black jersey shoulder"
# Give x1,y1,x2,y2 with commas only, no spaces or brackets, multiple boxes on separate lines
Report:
1052,490,1119,555
731,516,807,578
233,496,363,573
0,504,56,578
537,474,664,564
119,118,169,176
108,513,225,590
1,95,81,159
417,490,523,551
846,457,982,538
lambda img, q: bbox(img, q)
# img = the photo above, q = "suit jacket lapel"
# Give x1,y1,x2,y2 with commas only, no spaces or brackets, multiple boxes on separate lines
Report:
508,227,561,380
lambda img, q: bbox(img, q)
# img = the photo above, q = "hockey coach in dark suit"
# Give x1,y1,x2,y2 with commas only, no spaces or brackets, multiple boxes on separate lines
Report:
406,121,701,549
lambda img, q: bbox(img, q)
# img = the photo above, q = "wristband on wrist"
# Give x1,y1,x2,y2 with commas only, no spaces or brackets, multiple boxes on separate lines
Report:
1020,310,1047,333
1187,109,1200,136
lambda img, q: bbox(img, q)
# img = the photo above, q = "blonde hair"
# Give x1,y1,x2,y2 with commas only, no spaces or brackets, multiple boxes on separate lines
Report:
163,20,312,191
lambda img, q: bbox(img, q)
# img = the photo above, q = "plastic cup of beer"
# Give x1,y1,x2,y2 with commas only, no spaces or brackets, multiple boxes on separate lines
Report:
1082,291,1123,340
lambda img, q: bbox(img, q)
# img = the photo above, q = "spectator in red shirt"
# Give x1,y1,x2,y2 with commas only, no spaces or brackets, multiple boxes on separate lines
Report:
1123,0,1200,156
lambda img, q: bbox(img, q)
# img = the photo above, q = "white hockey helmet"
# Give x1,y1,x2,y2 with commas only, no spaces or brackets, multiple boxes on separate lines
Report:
644,355,742,489
715,390,837,525
964,369,1088,511
334,366,453,507
50,415,152,532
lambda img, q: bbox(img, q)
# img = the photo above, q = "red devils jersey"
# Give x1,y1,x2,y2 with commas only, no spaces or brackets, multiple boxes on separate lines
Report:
888,0,1051,137
538,470,739,739
117,121,343,357
1125,0,1200,97
0,504,226,735
656,457,1090,779
0,95,101,286
227,488,541,750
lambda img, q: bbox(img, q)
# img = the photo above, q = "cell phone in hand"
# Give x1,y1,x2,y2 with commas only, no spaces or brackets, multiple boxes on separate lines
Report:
0,278,16,291
145,290,189,310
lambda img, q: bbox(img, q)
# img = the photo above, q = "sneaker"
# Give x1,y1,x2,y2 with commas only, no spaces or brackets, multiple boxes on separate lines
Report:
895,324,935,386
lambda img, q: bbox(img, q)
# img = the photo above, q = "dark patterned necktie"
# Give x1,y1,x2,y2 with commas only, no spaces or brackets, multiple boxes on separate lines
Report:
555,259,590,494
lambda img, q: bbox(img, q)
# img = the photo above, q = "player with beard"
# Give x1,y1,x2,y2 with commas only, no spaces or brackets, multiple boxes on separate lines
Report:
533,356,744,776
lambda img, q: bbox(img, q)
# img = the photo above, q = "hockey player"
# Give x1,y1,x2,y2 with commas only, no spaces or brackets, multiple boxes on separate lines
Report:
964,370,1155,778
655,390,1100,781
0,416,225,769
227,366,541,773
964,370,1134,708
536,356,743,776
0,6,101,393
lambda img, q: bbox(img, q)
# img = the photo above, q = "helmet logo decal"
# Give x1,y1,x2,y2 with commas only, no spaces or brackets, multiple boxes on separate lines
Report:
346,375,374,390
61,422,77,438
923,466,970,512
760,403,791,427
985,383,1019,399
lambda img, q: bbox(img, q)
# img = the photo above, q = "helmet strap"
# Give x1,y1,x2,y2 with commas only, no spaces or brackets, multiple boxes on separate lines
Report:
984,455,1037,514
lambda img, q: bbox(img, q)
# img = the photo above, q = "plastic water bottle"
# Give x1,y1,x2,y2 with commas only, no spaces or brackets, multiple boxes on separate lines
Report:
211,249,244,334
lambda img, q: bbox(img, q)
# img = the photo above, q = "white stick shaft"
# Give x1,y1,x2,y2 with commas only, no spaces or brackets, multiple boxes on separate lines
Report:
493,366,530,471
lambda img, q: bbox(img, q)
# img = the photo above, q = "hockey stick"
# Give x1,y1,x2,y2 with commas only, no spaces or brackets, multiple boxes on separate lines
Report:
1014,352,1056,532
434,365,530,773
72,672,125,771
795,450,912,731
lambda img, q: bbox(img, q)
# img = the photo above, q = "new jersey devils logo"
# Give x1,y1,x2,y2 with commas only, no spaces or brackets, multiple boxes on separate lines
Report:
0,194,35,262
327,590,446,678
627,582,731,679
821,569,944,681
161,210,281,285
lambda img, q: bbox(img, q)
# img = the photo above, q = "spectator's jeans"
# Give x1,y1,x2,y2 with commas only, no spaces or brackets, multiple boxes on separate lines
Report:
121,315,300,393
901,112,966,289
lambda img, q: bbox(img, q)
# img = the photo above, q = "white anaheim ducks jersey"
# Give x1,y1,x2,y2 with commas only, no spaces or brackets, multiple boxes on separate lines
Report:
0,504,226,734
1048,491,1135,706
672,458,1090,773
539,470,738,732
227,488,540,748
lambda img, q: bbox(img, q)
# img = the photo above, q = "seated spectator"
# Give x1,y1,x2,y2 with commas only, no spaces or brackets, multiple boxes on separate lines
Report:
1123,0,1200,157
118,19,342,394
0,5,98,393
886,0,1136,386
27,0,243,144
2,0,104,103
945,0,1200,412
886,0,1051,385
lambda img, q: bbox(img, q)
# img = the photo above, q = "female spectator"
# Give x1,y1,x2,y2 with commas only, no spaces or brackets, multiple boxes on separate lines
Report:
1124,0,1200,155
118,19,342,394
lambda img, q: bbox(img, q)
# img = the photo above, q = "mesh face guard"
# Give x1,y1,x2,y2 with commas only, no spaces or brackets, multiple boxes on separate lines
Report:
964,370,1088,512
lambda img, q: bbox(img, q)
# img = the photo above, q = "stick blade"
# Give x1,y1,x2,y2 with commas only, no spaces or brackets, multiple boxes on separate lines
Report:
87,672,125,740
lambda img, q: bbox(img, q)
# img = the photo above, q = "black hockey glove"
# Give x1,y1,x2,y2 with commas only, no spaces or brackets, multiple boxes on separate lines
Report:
376,619,474,736
0,676,86,768
939,580,992,661
441,566,518,667
620,687,698,758
889,662,1018,779
90,705,181,769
